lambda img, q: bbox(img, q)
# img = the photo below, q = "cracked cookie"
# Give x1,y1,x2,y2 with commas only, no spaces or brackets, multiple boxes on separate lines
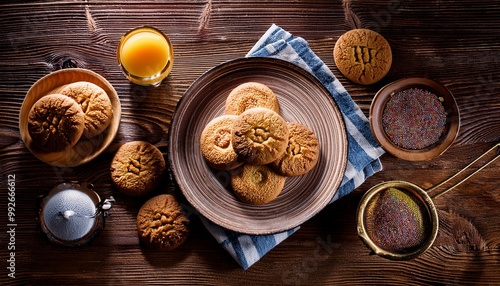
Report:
333,29,392,85
271,122,320,176
200,115,243,170
60,81,113,138
232,107,289,165
27,93,85,152
110,141,166,197
225,82,280,115
136,194,189,250
231,164,286,205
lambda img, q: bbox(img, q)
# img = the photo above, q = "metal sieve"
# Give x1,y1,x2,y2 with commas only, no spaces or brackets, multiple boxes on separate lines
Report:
357,143,499,260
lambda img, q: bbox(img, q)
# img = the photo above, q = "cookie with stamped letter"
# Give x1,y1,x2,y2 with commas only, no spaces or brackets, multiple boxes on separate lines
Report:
225,82,280,115
334,29,392,85
200,115,243,170
27,93,85,152
271,122,320,176
60,81,113,138
110,141,166,197
232,107,289,165
231,164,286,205
136,194,190,250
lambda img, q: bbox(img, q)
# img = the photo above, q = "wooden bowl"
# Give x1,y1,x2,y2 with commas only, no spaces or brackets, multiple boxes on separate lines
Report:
369,78,460,161
19,68,121,167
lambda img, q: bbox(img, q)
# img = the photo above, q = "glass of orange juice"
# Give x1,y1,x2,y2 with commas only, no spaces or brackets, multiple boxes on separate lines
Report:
117,26,174,86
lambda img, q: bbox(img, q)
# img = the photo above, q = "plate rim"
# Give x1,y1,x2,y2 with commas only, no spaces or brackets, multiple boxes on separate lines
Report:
169,57,348,234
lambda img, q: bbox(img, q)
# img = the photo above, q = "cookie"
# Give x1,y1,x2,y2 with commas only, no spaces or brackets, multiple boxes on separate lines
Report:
231,164,286,205
110,141,166,197
200,115,243,170
232,107,289,165
136,194,190,250
225,82,280,115
333,29,392,85
271,122,320,176
60,81,113,138
27,93,85,152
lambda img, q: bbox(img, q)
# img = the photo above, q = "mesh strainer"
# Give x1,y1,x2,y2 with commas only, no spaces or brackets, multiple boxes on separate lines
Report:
357,143,499,260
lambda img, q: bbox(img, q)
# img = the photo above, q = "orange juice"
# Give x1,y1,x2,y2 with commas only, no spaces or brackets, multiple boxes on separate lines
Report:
117,27,174,86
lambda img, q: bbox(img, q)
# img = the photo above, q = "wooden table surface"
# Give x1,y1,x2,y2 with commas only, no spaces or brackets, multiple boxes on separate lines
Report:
1,1,499,285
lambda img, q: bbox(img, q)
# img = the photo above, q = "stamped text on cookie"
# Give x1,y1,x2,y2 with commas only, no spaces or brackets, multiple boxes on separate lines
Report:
352,46,377,69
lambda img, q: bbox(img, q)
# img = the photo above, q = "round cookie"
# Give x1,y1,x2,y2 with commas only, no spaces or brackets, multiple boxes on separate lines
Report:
136,194,190,250
232,107,289,165
27,93,85,152
60,81,113,138
225,82,280,115
231,164,286,205
110,141,166,197
271,122,320,176
333,29,392,85
200,115,243,170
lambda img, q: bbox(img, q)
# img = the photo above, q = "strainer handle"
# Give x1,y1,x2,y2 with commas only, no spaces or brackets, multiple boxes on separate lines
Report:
429,143,499,199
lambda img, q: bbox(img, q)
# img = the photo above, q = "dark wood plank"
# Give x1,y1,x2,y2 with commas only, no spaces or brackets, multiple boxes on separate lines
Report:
0,0,499,285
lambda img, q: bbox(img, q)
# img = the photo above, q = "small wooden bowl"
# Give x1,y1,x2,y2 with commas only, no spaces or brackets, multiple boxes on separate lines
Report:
19,68,121,167
369,78,460,161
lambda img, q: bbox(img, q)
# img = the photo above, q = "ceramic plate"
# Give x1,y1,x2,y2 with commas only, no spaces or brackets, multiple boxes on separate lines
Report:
169,57,347,234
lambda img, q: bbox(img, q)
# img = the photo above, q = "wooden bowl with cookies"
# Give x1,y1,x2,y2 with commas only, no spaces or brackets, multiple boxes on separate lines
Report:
19,68,121,167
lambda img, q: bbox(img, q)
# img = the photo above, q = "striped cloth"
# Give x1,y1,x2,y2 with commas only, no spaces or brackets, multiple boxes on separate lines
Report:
200,24,385,269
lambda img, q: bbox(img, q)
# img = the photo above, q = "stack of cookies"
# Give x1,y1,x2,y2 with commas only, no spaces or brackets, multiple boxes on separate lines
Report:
200,82,320,205
27,81,113,152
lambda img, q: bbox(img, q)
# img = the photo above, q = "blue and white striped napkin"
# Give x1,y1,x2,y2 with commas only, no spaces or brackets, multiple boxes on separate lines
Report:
201,24,385,269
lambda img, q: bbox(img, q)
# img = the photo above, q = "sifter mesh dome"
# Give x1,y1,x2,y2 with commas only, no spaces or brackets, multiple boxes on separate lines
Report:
42,189,97,242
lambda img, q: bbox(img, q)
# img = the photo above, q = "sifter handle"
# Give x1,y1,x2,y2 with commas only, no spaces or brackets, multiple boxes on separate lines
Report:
429,143,499,199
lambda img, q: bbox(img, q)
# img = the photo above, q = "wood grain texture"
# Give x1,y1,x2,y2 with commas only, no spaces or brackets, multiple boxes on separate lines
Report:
0,0,499,285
